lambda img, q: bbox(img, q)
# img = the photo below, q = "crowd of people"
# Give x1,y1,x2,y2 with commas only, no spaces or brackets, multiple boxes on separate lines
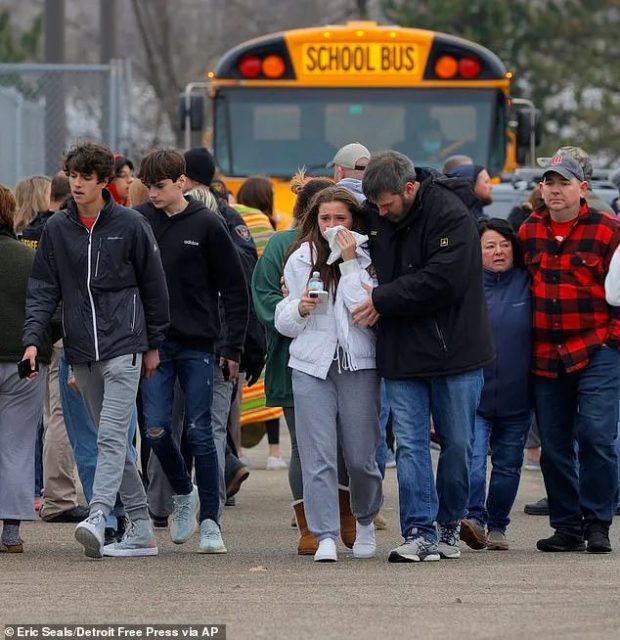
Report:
1,137,619,562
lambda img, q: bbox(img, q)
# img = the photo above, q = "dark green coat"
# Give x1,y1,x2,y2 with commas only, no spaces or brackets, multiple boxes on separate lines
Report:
251,230,296,408
0,227,53,365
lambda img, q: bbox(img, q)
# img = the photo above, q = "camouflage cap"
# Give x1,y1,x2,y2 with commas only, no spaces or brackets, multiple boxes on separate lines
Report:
537,146,593,181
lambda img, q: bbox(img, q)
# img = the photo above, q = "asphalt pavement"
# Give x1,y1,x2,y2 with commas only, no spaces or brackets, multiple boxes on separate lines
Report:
2,432,619,640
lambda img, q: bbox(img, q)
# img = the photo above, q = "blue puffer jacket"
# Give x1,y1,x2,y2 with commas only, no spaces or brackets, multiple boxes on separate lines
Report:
477,267,532,419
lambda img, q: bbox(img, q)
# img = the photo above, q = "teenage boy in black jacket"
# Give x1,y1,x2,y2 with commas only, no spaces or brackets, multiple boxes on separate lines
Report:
22,141,170,559
355,151,493,563
136,149,249,554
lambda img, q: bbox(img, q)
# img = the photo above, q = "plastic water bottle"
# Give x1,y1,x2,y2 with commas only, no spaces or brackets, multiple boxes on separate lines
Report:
307,271,324,292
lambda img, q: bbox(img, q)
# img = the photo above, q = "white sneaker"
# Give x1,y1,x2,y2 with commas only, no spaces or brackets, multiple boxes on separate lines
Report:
103,519,158,557
75,509,106,559
170,485,199,544
353,521,376,559
314,537,337,562
266,456,288,470
198,519,227,554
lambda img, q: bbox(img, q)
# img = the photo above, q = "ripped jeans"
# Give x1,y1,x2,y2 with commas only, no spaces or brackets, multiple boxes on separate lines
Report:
140,340,219,523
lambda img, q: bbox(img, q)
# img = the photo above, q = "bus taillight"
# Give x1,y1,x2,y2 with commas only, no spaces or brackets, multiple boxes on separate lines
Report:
262,55,286,79
459,57,482,79
238,56,262,79
435,56,459,79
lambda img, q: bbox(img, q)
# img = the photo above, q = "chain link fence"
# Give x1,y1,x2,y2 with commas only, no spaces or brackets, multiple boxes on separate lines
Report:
0,60,132,187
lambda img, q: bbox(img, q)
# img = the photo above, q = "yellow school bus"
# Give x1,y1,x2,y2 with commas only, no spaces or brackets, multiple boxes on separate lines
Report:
187,21,538,434
192,21,537,228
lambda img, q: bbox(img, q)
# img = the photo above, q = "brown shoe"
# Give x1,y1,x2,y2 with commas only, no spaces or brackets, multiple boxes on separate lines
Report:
292,501,318,555
460,518,487,550
0,541,24,553
338,488,356,548
487,530,509,551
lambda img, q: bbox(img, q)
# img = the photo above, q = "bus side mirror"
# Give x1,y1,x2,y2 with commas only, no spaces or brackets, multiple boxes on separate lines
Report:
516,108,543,148
177,92,204,132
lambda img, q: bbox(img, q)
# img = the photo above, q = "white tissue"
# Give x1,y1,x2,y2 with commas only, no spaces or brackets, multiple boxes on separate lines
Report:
323,225,369,265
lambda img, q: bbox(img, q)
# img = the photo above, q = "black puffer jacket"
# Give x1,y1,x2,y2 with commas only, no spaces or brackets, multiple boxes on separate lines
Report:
23,191,170,365
368,168,494,378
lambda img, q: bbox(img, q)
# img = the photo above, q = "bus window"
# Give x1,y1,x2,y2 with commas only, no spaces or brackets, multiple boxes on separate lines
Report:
213,87,503,177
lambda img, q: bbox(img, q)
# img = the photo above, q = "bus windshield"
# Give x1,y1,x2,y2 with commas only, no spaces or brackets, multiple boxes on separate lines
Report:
214,87,505,178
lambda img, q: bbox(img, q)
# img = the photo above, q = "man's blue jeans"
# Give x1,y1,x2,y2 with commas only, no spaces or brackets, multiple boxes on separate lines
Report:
468,411,532,533
534,345,620,538
58,351,137,527
385,369,483,542
140,340,219,524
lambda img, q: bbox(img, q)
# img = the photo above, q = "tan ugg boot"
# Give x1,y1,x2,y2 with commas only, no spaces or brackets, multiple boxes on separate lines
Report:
293,501,319,555
339,487,356,548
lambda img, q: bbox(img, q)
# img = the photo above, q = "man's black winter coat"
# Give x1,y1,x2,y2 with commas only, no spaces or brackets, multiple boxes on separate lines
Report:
368,168,494,378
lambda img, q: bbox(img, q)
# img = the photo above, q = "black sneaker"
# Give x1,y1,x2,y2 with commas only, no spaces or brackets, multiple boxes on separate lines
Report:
524,497,549,516
225,496,236,507
586,524,612,554
536,531,585,552
41,505,90,523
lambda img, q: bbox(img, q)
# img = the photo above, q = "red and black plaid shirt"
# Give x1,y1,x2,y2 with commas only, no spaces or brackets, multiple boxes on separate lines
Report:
519,201,620,378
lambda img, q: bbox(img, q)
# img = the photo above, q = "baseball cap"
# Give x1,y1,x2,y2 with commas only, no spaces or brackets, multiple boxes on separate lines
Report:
327,143,370,169
537,146,593,181
541,155,585,182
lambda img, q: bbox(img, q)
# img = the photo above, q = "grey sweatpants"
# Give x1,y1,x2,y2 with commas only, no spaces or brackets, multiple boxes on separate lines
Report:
0,364,47,520
73,354,148,521
283,406,351,502
292,363,383,541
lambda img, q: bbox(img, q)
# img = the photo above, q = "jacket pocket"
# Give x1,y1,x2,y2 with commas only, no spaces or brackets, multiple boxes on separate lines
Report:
434,317,448,353
130,293,137,332
569,253,603,287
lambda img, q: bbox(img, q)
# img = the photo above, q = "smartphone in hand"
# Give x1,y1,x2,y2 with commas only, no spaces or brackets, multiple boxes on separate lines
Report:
17,358,39,379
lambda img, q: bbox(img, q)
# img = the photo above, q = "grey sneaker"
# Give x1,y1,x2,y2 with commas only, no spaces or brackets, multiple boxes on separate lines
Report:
75,509,106,559
170,485,199,544
437,522,461,559
388,534,440,563
487,530,509,551
103,519,158,557
460,517,487,550
199,519,227,554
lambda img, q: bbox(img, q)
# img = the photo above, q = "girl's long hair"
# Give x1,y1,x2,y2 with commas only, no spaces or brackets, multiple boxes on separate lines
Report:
14,175,51,233
287,186,366,294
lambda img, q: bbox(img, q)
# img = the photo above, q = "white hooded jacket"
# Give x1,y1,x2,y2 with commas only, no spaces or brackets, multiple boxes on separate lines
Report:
275,241,376,380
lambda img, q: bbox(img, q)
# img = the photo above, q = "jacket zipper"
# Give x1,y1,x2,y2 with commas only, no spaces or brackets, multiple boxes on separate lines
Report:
61,305,66,337
434,319,448,353
86,216,101,361
130,294,137,331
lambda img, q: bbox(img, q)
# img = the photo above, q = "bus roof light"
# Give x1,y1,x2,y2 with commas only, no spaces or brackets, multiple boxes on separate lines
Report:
435,55,458,79
262,55,286,79
459,57,481,79
239,55,261,79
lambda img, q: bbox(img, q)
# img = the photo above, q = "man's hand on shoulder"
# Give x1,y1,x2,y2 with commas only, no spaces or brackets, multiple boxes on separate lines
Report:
352,283,380,328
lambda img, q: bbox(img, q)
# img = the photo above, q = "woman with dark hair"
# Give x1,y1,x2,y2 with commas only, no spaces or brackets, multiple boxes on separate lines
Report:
460,218,533,552
0,184,52,552
108,154,134,206
275,186,383,562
